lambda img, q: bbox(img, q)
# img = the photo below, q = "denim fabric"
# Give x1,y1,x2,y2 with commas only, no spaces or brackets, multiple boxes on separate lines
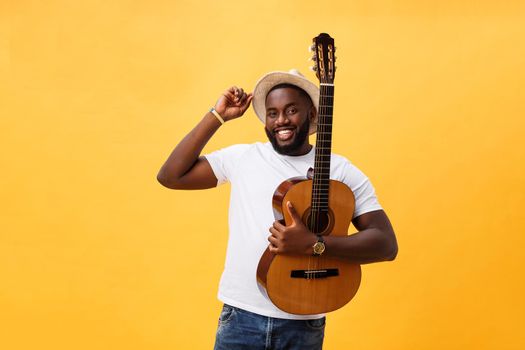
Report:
214,304,325,350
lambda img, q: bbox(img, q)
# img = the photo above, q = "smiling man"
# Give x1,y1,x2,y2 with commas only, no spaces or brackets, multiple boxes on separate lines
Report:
157,70,397,350
263,83,314,156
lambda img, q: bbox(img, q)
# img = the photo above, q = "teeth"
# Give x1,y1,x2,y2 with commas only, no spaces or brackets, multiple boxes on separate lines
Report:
275,129,294,141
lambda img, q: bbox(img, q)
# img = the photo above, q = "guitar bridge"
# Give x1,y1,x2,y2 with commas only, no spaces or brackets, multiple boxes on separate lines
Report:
290,269,339,279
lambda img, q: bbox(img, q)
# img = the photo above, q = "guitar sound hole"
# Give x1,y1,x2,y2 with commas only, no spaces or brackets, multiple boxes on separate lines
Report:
304,210,331,234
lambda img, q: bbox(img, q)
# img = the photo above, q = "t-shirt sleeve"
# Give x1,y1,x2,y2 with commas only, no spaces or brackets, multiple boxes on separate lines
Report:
203,144,251,186
340,160,383,218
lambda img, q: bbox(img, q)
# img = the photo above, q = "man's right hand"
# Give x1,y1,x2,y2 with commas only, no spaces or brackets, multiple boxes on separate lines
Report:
214,86,253,121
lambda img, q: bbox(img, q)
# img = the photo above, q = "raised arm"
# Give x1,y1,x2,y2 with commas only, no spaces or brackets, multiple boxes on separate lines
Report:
157,87,253,190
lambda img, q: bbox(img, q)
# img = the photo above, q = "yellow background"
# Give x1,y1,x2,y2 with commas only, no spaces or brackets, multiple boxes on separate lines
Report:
1,1,524,349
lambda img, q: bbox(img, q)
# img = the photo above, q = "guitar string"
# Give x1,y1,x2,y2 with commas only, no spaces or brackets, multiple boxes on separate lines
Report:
315,84,324,278
306,81,333,286
320,84,329,278
312,84,322,281
315,84,333,283
312,85,326,278
312,83,323,280
311,85,320,281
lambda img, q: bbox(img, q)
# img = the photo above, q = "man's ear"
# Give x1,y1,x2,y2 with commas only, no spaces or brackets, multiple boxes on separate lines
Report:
309,105,318,123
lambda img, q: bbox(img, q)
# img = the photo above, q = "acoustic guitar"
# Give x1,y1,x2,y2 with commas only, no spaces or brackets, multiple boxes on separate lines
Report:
256,33,361,315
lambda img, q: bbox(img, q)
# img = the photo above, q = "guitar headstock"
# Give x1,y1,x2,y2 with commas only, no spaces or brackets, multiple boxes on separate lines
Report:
309,33,336,84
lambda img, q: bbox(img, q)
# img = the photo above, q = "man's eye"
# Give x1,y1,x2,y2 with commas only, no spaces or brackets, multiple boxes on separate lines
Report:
287,108,297,114
267,112,277,118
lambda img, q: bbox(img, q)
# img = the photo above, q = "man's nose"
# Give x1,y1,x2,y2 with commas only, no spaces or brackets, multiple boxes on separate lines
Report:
276,112,289,125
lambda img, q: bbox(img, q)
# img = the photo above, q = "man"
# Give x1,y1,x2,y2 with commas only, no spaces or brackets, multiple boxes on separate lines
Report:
157,70,397,349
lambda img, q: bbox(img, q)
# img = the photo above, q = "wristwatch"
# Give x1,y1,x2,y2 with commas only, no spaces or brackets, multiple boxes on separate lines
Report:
312,235,326,256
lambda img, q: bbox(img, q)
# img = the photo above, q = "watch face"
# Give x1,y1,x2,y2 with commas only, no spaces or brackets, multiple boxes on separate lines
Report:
313,242,325,255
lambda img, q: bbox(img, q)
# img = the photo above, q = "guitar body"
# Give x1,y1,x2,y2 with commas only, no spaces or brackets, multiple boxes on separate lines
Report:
257,33,361,315
257,177,361,315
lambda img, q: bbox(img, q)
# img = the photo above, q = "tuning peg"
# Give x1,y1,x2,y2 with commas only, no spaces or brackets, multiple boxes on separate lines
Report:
308,54,317,62
308,43,315,52
310,66,317,72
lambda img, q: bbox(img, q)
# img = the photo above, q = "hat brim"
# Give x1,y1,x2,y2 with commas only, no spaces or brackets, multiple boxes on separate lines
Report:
252,71,319,135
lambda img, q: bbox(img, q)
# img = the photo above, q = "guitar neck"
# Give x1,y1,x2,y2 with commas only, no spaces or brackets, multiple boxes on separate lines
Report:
311,84,334,213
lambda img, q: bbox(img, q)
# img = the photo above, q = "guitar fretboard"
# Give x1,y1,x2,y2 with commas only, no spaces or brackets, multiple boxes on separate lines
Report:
311,84,334,213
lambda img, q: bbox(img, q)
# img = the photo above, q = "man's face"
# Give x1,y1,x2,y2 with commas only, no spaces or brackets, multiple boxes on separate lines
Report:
264,87,314,156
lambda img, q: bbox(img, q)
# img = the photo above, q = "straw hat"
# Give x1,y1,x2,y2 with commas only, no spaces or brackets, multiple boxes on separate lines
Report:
252,69,319,135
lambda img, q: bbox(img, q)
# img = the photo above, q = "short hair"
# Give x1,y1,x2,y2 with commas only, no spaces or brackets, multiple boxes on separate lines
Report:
266,83,313,106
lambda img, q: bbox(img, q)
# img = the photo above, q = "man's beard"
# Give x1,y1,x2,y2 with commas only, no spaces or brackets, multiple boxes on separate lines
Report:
265,118,310,155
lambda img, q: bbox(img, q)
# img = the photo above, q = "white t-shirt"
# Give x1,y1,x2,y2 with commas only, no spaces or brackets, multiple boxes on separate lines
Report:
204,142,382,319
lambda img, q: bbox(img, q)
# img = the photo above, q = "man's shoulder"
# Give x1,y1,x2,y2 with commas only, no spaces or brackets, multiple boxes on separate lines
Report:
328,152,367,179
330,151,352,166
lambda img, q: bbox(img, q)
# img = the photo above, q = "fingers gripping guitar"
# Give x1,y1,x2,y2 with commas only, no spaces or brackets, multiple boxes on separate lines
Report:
268,201,317,255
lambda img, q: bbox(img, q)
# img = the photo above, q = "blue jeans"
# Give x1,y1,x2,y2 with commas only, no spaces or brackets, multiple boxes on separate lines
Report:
214,304,325,350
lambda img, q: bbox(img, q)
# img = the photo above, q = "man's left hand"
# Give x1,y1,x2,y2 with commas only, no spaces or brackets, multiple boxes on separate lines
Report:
268,201,317,255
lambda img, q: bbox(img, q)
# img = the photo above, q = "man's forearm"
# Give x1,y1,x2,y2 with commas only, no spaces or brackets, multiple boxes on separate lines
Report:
156,112,221,187
323,227,398,264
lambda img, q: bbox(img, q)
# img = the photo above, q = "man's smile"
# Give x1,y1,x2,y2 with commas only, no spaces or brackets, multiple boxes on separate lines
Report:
274,127,296,142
